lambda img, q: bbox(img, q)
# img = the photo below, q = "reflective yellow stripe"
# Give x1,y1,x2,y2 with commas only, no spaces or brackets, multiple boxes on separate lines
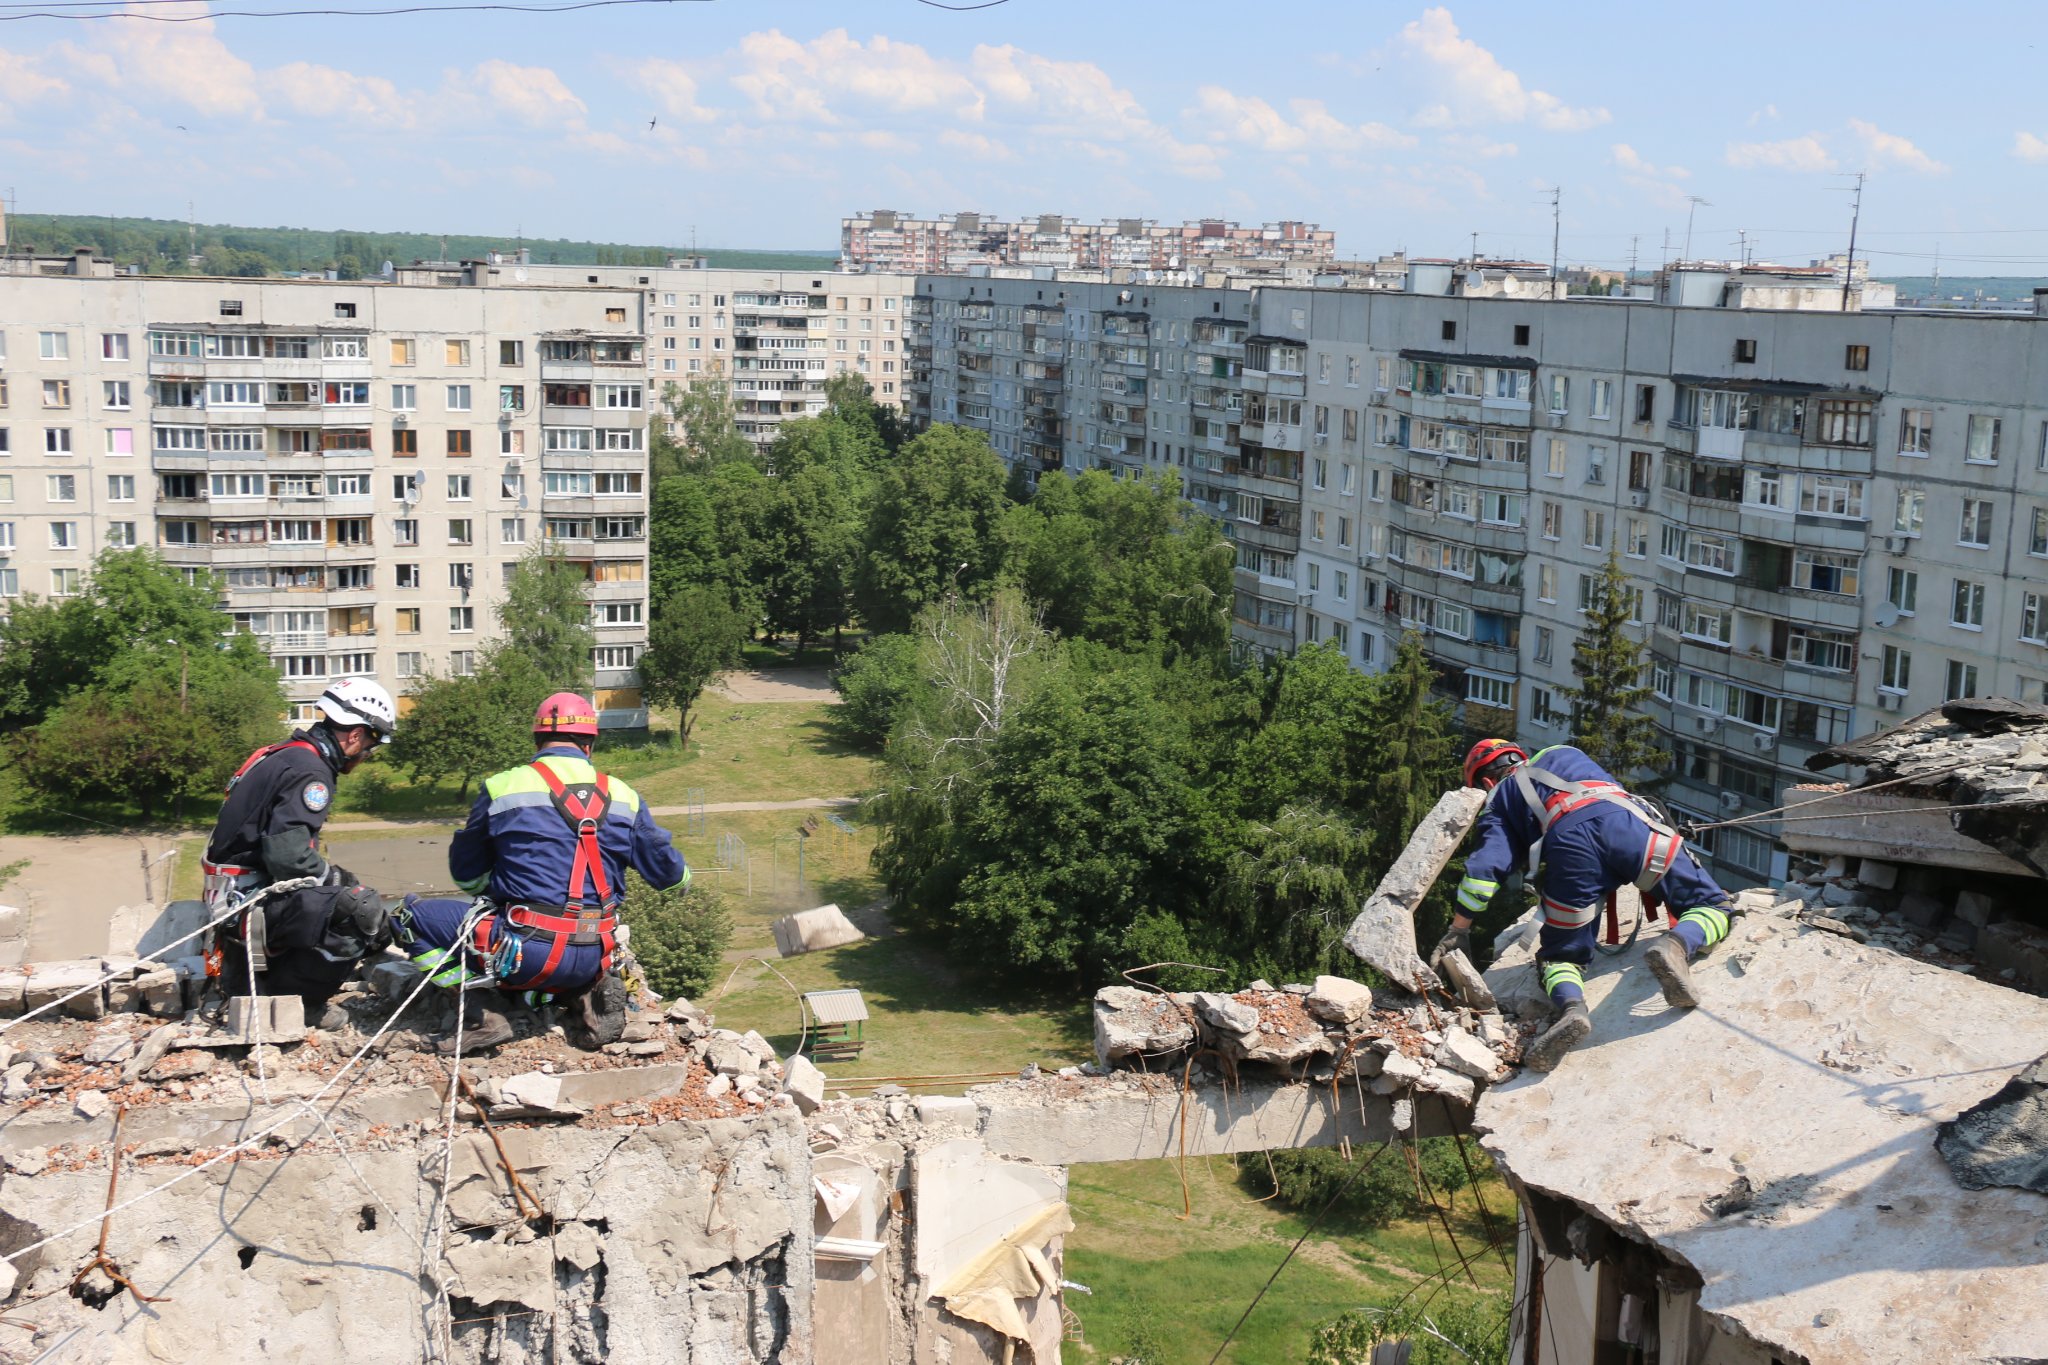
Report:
1456,877,1498,912
1540,962,1585,991
483,755,643,814
1679,906,1731,949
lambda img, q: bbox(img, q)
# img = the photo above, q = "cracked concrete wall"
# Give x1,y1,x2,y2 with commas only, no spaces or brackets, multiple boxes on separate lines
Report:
0,1110,813,1365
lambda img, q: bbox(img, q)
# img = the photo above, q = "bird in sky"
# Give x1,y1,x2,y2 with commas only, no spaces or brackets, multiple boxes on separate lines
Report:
647,117,657,132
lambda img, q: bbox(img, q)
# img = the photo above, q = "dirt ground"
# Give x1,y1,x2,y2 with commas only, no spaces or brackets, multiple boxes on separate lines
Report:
0,833,184,964
710,668,837,703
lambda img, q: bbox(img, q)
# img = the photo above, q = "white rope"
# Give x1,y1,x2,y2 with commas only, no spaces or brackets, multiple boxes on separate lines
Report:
244,915,271,1108
426,901,496,1364
0,877,319,1036
0,934,446,1268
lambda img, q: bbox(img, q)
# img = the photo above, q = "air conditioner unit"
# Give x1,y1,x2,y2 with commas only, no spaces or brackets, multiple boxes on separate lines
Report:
1752,730,1775,750
1877,691,1903,711
393,413,408,428
1694,715,1717,734
1719,791,1742,812
1629,490,1649,508
1884,535,1906,554
1549,412,1566,428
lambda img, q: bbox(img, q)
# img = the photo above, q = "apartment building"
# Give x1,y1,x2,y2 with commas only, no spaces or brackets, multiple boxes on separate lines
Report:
912,267,2048,888
502,260,914,450
842,211,1337,277
0,264,653,728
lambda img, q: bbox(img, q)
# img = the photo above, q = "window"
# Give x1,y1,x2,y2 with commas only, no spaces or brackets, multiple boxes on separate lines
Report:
393,429,419,457
1543,437,1565,478
1886,566,1918,615
448,519,473,545
48,521,76,549
1792,549,1859,596
393,519,418,545
1785,626,1855,673
447,474,472,501
1894,487,1925,536
1581,509,1606,551
46,474,76,502
1959,498,1994,547
1467,673,1513,709
1951,578,1986,629
325,382,370,406
1799,475,1865,519
446,385,472,412
1845,344,1869,371
1634,384,1655,423
1813,399,1874,447
391,338,416,366
447,430,472,457
1682,604,1730,644
445,340,471,366
1966,414,2001,464
1625,516,1648,558
100,332,129,360
501,429,525,456
38,332,68,361
103,381,130,410
450,606,475,633
500,340,524,366
1541,501,1562,539
1946,660,1979,702
49,568,80,597
1537,563,1557,601
107,475,134,502
1733,338,1757,364
499,385,526,414
502,516,527,544
334,302,357,319
1744,467,1787,509
396,564,421,589
448,650,477,677
1686,532,1734,574
1585,445,1607,485
1337,516,1352,548
1881,645,1912,692
593,601,644,626
1898,408,1933,455
1440,320,1457,341
2024,594,2048,646
41,380,69,409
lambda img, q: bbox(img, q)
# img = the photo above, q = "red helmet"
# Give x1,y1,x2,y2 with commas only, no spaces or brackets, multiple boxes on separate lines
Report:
1464,738,1528,789
534,692,600,739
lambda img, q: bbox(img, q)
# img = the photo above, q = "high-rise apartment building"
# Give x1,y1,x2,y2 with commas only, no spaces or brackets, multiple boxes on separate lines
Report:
0,262,653,727
842,211,1337,277
912,266,2048,888
503,261,915,451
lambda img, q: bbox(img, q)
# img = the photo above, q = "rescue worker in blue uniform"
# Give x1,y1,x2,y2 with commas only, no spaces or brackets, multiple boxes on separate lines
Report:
390,692,689,1054
1433,739,1736,1071
203,677,397,1027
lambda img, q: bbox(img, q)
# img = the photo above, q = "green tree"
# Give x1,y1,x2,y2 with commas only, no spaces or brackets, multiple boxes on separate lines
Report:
1357,633,1465,949
854,425,1010,635
761,417,868,654
829,633,919,751
648,474,724,611
821,371,901,466
622,873,733,999
1309,1297,1509,1365
1209,805,1383,984
639,585,748,741
1566,551,1665,781
388,667,535,798
493,545,594,693
655,377,754,475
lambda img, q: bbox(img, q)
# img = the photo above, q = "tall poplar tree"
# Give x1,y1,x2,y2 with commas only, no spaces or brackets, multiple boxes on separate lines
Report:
1566,551,1665,781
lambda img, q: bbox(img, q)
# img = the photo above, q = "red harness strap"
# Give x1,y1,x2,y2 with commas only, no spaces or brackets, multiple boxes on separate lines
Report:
224,738,319,794
515,761,620,981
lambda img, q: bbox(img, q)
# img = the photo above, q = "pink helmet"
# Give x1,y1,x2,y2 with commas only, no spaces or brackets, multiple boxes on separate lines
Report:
533,692,600,739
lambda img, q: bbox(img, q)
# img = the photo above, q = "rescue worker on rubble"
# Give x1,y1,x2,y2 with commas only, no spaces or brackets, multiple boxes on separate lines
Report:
1432,739,1737,1072
203,677,397,1028
389,692,689,1055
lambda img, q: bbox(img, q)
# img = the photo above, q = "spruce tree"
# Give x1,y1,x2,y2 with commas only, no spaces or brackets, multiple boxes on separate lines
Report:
1566,551,1665,780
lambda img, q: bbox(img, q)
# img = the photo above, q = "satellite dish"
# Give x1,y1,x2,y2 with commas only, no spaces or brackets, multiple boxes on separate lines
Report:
1871,603,1900,629
517,495,529,511
402,485,419,505
515,268,528,283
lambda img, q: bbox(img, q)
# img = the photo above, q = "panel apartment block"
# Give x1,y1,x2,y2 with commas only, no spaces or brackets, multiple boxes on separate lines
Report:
912,271,2048,888
844,211,1336,276
0,268,653,727
504,261,915,451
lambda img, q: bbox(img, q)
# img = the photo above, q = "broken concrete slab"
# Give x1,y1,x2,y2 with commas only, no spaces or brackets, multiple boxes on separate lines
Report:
1435,1027,1504,1082
770,903,866,958
912,1094,979,1132
1304,975,1374,1025
1343,786,1487,993
783,1054,826,1115
1936,1053,2048,1195
1091,986,1195,1067
1438,950,1497,1011
21,959,106,1019
1191,991,1259,1037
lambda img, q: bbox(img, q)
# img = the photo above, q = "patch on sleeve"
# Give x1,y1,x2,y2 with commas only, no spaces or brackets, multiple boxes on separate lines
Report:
301,780,331,813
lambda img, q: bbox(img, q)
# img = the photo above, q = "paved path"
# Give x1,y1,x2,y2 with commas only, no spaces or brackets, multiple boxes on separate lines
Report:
0,833,184,966
327,795,859,834
712,668,837,703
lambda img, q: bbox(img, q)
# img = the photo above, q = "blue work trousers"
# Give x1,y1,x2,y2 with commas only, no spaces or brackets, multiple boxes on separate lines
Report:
1536,806,1728,967
390,894,606,996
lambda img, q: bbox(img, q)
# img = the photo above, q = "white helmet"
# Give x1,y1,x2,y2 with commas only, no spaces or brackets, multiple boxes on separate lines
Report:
317,677,397,744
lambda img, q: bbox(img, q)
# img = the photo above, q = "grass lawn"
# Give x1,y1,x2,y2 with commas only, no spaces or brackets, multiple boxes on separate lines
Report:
1064,1154,1516,1363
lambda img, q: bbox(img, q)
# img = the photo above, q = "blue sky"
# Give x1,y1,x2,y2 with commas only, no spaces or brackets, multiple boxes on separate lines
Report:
3,0,2046,269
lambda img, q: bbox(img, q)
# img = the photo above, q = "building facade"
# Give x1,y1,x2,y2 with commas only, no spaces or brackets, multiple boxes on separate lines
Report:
843,211,1337,277
503,260,915,451
912,269,2048,888
0,266,653,727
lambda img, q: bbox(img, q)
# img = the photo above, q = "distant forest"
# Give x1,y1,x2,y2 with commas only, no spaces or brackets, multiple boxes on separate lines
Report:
1,213,834,278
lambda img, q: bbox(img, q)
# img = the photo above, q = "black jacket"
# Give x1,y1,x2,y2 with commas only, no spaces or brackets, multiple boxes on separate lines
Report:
204,726,341,883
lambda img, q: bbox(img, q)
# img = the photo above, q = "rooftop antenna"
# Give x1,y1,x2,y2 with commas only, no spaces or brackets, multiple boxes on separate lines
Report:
1544,187,1561,298
1682,195,1710,262
1838,170,1866,312
1735,228,1751,266
1931,242,1941,299
1628,235,1640,289
1470,230,1478,266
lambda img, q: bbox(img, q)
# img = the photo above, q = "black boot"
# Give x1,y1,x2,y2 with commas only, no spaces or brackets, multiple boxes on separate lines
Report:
1643,936,1701,1009
573,972,627,1049
438,992,515,1055
1524,1002,1592,1072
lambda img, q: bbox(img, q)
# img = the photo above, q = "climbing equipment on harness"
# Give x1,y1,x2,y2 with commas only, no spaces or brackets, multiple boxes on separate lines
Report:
1511,761,1686,932
222,738,319,795
491,760,622,989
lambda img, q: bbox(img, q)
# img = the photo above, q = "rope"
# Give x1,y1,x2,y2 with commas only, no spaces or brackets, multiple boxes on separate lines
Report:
0,877,318,1035
0,936,446,1268
1678,763,1970,834
427,900,495,1363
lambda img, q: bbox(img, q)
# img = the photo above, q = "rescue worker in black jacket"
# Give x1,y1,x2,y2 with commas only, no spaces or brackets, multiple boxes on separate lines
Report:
203,677,397,1027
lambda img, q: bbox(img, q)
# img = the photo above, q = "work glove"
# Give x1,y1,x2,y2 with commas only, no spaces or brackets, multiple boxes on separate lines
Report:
328,884,389,947
324,863,358,889
1428,924,1471,972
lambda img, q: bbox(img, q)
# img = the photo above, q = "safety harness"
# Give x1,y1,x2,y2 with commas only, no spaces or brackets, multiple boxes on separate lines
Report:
1510,761,1685,934
485,761,621,987
203,738,324,979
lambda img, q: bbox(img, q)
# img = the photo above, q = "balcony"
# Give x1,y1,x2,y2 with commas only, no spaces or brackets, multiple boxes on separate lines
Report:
1241,369,1307,399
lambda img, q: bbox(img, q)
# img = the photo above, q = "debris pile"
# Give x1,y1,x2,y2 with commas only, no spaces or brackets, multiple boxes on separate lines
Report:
0,953,201,1020
1091,967,1521,1113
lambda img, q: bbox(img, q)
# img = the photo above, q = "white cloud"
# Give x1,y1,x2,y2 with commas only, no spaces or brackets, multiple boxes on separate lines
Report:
62,3,259,118
2016,131,2048,163
971,43,1218,177
1725,134,1836,173
264,63,414,128
1611,143,1688,180
1848,119,1945,174
626,59,721,123
1399,7,1608,132
0,48,67,115
446,59,587,130
939,129,1012,161
1748,103,1780,126
729,29,983,125
1186,86,1414,153
1439,132,1517,159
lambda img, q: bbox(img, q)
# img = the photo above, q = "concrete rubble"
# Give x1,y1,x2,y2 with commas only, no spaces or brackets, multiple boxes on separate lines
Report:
1343,785,1488,992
